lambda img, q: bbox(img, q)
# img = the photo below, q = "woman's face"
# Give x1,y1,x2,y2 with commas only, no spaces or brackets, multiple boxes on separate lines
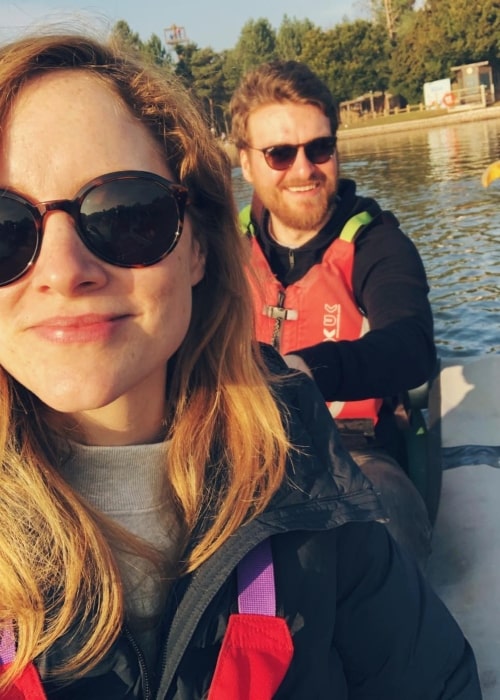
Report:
0,71,205,445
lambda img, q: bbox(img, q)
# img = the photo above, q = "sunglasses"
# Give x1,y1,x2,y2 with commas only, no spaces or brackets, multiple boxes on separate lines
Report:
248,136,337,171
0,170,189,287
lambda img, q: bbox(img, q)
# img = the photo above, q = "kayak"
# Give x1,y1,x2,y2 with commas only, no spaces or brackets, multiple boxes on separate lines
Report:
427,354,500,699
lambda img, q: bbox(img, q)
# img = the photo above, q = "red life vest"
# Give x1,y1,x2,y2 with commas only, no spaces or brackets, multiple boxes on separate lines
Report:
0,541,291,700
208,539,293,699
0,623,46,699
248,211,382,424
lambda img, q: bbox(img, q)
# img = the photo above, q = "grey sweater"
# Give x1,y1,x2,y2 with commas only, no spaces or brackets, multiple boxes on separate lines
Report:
57,441,180,672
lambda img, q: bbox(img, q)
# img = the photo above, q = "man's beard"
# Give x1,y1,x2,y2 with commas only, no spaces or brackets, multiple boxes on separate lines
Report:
258,178,338,233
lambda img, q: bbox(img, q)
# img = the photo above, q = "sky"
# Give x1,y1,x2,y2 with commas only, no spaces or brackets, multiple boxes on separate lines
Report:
1,0,370,52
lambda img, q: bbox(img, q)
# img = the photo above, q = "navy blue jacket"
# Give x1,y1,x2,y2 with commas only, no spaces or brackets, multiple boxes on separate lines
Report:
38,351,481,699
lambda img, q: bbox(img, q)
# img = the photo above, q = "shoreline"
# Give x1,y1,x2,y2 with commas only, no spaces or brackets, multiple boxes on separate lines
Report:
337,103,500,140
224,104,500,165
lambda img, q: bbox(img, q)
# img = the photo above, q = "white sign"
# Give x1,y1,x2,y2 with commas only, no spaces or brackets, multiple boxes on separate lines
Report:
423,78,452,108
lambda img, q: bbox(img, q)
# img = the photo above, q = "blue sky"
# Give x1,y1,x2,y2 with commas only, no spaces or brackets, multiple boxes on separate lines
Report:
1,0,370,52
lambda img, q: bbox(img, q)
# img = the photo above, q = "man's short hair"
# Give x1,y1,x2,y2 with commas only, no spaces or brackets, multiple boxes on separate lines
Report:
230,60,339,148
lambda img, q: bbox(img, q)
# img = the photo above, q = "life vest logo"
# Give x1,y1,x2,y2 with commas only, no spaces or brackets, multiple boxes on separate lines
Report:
323,304,341,340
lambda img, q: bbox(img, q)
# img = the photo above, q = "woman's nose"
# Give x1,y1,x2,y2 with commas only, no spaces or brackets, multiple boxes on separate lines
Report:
30,211,109,294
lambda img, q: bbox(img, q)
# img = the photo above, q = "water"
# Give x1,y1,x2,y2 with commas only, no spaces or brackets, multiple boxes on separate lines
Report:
232,118,500,358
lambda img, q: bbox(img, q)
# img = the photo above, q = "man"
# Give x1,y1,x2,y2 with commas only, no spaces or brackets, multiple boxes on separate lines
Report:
230,60,436,569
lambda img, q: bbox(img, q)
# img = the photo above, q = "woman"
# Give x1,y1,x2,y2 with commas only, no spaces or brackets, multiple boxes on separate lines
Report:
0,32,481,699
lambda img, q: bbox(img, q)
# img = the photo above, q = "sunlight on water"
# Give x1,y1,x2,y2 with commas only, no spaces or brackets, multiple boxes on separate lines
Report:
233,118,500,357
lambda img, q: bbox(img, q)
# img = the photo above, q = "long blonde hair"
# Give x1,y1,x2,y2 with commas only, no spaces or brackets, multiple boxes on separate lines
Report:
0,32,289,686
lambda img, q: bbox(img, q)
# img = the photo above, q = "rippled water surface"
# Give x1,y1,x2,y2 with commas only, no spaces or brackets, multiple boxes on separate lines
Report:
232,118,500,357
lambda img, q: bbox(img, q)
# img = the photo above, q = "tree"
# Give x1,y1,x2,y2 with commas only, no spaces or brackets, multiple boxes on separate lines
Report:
220,18,277,99
390,0,500,101
368,0,416,40
440,0,500,66
111,3,500,115
111,20,143,53
276,15,316,60
111,21,171,68
142,33,171,67
301,21,391,102
189,48,227,134
389,11,434,102
232,18,277,75
219,48,241,103
174,42,199,86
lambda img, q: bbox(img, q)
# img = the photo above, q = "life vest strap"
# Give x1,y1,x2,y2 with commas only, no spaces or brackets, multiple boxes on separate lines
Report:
208,539,294,700
0,624,46,700
339,210,373,242
1,540,291,700
237,538,276,616
0,661,47,699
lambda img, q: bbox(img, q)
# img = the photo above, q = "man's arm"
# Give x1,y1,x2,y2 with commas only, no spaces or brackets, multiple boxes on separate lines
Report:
291,222,436,401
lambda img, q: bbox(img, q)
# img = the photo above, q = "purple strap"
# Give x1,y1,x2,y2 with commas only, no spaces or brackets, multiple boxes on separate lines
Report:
237,538,276,616
0,544,276,665
0,622,16,665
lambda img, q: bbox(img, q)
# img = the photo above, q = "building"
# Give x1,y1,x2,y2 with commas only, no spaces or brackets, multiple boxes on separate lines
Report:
450,61,495,106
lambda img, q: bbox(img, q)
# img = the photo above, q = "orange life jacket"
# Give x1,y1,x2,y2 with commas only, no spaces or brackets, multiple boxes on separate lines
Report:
248,211,383,424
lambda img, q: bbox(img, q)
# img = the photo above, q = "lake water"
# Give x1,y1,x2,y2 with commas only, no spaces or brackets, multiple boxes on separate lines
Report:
232,118,500,358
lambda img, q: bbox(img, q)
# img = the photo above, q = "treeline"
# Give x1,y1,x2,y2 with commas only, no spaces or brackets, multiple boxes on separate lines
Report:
112,0,500,135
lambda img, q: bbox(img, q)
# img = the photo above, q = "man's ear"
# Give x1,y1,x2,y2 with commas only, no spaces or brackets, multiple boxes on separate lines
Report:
239,149,253,184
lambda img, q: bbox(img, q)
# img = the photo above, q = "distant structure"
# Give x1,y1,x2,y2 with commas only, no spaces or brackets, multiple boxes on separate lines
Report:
164,24,189,48
450,61,496,105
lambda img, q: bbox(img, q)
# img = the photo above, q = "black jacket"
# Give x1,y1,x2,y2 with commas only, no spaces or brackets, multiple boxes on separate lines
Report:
248,178,437,403
39,352,480,699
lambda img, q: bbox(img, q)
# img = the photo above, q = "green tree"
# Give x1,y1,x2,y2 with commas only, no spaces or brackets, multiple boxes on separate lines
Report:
111,21,172,68
111,20,143,52
174,42,199,86
276,15,316,60
220,18,277,99
436,0,500,66
142,33,171,67
298,27,338,86
389,11,433,102
233,18,277,75
390,0,500,102
301,21,391,102
220,48,243,102
368,0,416,39
112,3,500,113
189,48,228,134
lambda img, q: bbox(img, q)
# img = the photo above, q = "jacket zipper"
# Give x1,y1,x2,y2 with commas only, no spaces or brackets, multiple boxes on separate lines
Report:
124,625,152,700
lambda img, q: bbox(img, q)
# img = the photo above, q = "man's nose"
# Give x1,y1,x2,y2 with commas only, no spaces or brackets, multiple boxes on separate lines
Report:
289,145,318,175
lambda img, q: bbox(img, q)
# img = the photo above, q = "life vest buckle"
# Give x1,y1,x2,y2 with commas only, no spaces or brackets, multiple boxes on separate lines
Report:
263,305,298,321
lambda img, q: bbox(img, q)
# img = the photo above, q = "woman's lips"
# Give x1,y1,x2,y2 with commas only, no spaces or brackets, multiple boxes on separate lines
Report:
30,314,130,343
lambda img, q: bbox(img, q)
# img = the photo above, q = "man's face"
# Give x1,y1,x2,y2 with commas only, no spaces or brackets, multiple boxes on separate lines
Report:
240,102,339,247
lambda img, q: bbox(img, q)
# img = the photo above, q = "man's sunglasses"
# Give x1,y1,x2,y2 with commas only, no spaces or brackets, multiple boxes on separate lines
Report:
248,136,337,171
0,170,188,287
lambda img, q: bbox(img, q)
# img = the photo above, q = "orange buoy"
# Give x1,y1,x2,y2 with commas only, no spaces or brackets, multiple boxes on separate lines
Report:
442,92,456,107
